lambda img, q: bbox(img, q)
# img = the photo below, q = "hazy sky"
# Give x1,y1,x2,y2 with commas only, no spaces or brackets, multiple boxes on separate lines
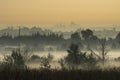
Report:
0,0,120,25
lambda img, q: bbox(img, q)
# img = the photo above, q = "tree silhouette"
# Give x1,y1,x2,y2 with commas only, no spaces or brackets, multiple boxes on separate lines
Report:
65,43,87,69
98,38,109,65
65,43,98,69
81,29,93,40
2,50,26,69
71,32,81,43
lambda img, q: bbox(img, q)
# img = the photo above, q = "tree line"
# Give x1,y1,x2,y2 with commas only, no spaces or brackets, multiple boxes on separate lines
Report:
0,29,120,51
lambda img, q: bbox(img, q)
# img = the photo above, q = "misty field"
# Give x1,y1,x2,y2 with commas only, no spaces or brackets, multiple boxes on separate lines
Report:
0,49,120,80
0,28,120,80
0,50,120,68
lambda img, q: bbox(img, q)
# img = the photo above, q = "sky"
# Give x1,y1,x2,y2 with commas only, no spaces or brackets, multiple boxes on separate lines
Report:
0,0,120,25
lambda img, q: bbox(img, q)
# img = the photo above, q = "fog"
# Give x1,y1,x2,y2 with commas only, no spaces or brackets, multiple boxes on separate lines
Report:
31,51,120,68
0,50,120,69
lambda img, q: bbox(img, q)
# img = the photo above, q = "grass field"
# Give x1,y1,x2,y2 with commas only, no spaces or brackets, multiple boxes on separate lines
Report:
0,68,120,80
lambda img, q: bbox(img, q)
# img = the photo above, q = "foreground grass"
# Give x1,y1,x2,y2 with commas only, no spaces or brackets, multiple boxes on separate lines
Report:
0,68,120,80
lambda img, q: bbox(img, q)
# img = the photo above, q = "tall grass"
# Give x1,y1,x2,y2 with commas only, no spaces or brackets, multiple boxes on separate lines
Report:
0,67,120,80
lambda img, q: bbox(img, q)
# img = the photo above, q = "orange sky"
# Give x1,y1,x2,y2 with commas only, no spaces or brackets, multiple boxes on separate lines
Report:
0,0,120,25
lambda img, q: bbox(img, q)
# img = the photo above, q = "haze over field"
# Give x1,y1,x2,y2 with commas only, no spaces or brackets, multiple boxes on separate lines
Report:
0,0,120,80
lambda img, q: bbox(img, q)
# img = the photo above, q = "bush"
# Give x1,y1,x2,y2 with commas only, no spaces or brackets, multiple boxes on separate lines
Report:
40,53,54,69
64,43,97,69
1,50,26,70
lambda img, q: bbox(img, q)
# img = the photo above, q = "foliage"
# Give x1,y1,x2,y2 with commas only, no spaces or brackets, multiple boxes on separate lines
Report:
71,32,81,44
64,43,97,69
1,50,26,69
40,53,54,69
81,29,93,40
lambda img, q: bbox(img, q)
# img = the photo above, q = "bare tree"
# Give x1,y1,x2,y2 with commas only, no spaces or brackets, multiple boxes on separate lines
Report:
86,37,110,68
98,38,109,65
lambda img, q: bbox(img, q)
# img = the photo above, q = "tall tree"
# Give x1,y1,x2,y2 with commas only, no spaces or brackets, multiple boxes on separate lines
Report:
81,29,93,41
65,43,87,69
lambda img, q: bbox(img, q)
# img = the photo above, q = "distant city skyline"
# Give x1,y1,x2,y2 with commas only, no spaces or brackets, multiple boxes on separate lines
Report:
0,23,120,32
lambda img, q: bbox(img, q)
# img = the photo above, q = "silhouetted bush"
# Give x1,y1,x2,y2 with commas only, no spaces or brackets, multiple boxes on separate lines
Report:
39,53,54,69
0,50,26,70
